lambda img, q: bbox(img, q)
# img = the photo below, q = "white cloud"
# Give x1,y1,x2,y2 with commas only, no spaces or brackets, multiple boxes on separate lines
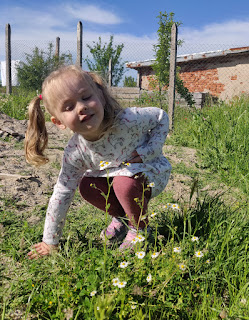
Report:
1,3,249,67
64,4,122,24
179,19,249,54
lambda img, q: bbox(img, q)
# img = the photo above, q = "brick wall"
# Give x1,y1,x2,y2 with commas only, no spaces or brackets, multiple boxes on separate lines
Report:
139,52,249,100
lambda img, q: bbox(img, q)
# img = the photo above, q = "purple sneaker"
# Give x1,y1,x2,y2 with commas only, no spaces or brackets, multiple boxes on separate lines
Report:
100,217,127,244
119,227,151,251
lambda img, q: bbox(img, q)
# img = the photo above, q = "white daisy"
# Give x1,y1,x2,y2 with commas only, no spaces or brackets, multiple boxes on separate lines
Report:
146,273,152,282
135,251,146,259
178,264,186,271
99,161,110,168
191,236,199,242
151,252,160,259
195,251,204,258
90,291,97,296
131,238,138,244
171,203,180,210
119,261,129,268
135,235,145,242
173,247,181,253
117,281,127,288
147,182,155,187
131,305,137,309
150,212,157,218
112,278,120,286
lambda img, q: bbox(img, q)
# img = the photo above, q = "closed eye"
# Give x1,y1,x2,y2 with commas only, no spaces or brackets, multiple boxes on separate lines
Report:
82,95,91,101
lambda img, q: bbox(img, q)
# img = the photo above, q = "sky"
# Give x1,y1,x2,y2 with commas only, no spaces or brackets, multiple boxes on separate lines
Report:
0,0,249,81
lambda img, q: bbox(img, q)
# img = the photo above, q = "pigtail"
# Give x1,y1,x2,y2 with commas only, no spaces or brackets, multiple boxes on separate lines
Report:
25,96,48,166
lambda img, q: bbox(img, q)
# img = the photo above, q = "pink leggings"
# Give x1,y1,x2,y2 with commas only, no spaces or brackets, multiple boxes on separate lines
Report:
79,174,151,229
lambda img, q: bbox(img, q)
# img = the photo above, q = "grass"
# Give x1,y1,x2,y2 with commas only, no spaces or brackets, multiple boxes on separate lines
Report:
0,88,36,120
1,190,248,319
0,92,249,319
168,95,249,196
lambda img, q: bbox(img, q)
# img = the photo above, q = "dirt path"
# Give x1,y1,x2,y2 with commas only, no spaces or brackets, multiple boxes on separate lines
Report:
0,114,242,219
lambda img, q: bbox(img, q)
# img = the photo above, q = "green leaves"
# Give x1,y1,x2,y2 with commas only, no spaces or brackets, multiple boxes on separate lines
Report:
85,36,125,86
17,42,73,91
153,11,194,107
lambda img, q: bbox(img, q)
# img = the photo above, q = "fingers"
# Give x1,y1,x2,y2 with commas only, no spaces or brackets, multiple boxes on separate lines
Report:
129,156,142,163
128,151,143,163
27,242,53,260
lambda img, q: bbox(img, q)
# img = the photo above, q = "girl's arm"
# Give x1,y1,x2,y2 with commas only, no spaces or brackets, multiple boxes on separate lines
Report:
27,140,85,258
135,107,169,162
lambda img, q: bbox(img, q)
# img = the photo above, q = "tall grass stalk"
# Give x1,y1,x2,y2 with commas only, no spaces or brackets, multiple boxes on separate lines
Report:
169,95,249,195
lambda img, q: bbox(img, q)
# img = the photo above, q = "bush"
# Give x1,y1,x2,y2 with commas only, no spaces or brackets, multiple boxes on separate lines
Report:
17,43,72,91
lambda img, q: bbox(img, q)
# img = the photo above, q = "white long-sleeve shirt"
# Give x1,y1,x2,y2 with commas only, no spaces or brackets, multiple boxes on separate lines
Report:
43,107,172,244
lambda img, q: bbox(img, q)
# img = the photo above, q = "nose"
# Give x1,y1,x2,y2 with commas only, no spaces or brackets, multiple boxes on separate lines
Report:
76,101,87,114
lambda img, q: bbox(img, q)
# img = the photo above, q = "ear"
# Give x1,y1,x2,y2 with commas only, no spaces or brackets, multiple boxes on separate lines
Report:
51,116,66,130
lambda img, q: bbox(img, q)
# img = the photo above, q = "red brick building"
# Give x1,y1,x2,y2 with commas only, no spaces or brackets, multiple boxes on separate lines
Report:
126,46,249,100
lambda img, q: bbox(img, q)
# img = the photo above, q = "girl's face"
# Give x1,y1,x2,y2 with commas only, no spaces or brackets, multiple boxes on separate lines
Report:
51,72,105,141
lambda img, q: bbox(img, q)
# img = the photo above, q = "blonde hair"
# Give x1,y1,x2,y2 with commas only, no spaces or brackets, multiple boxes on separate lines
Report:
25,65,123,166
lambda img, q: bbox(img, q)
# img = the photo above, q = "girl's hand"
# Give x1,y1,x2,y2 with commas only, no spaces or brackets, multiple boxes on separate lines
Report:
27,242,58,260
128,151,143,163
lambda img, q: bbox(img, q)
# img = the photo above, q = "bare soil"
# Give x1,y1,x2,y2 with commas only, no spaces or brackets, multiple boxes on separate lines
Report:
0,113,242,219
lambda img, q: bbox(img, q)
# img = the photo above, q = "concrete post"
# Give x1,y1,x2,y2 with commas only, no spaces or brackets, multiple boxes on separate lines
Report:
55,37,60,57
76,21,83,67
5,23,11,94
108,58,112,87
168,23,178,131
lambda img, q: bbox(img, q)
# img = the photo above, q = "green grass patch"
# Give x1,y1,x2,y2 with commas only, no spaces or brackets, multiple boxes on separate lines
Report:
1,191,248,319
168,95,249,196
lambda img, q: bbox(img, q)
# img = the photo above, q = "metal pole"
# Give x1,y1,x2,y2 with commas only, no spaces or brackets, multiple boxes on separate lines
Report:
168,23,178,131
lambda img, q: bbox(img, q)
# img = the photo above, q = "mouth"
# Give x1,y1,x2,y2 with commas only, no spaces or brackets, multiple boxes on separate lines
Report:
81,114,93,122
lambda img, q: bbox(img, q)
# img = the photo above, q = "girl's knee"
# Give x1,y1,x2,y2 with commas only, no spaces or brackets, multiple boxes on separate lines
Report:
113,175,148,199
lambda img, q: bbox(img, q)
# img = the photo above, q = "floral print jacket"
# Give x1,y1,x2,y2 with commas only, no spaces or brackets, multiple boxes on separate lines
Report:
43,107,172,244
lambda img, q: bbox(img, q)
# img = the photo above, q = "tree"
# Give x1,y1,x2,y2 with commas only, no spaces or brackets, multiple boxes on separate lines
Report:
17,43,72,91
85,36,125,87
123,75,137,87
153,12,194,107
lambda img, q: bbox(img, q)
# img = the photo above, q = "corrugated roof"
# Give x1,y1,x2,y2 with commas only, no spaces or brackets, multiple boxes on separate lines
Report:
126,46,249,69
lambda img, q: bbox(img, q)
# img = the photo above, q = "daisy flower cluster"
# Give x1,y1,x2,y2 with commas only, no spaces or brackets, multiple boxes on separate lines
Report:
131,234,145,245
172,236,210,272
164,203,181,211
99,161,111,169
112,278,127,288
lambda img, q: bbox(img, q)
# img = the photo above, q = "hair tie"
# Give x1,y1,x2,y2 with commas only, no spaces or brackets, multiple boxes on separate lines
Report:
39,94,42,100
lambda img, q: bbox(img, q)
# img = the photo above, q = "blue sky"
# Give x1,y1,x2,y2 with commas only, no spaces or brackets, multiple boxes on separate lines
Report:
0,0,249,79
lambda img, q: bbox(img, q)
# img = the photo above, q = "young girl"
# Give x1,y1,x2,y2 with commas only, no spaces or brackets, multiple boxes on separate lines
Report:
26,65,171,259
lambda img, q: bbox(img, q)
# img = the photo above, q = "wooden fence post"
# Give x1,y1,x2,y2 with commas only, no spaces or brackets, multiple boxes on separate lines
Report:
76,21,83,67
55,37,60,58
168,23,178,131
108,58,112,87
5,23,11,94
